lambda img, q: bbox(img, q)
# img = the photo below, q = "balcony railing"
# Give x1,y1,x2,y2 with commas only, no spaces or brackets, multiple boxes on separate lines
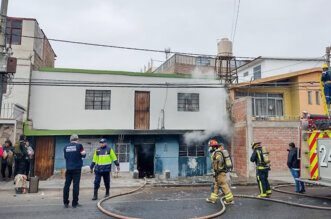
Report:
0,103,25,121
253,115,300,121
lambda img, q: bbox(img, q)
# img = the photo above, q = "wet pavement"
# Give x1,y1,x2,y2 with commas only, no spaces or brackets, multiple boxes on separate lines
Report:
0,185,330,219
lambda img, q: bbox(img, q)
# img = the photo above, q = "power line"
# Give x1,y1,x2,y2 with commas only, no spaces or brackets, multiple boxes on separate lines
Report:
232,0,241,44
7,33,324,62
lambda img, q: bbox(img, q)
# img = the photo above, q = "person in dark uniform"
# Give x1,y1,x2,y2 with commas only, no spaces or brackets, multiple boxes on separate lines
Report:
250,142,271,198
90,138,120,200
63,134,86,208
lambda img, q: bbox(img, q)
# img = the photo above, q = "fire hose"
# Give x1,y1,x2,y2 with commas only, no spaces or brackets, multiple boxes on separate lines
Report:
97,182,331,219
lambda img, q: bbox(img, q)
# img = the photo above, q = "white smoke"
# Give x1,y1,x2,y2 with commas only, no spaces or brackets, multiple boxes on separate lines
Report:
183,68,233,145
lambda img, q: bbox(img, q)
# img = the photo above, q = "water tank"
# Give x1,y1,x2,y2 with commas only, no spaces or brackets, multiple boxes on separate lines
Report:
217,38,233,56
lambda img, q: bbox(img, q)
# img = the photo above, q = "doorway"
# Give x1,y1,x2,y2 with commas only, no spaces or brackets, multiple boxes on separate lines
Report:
34,136,55,180
134,91,150,130
135,144,155,178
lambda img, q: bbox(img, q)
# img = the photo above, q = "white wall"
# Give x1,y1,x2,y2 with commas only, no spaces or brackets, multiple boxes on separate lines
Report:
237,59,324,83
30,71,227,131
3,20,37,114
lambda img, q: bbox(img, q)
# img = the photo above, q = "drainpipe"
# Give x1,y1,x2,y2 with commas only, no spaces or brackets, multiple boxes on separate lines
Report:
26,57,33,121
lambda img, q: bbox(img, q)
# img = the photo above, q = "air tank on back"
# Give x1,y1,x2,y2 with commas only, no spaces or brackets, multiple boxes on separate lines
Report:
217,38,233,57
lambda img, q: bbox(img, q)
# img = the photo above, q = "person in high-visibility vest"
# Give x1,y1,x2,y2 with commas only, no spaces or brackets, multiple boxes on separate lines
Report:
90,139,120,200
321,64,331,108
250,142,271,198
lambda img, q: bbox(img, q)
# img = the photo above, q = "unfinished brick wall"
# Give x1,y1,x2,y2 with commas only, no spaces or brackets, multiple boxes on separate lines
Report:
232,98,248,177
34,37,55,70
253,126,299,171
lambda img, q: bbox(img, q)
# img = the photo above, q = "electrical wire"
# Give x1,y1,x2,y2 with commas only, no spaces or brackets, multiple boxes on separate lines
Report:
232,0,241,44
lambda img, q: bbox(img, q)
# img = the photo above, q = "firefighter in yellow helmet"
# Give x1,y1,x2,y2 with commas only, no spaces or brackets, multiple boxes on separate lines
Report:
250,142,272,198
206,140,234,205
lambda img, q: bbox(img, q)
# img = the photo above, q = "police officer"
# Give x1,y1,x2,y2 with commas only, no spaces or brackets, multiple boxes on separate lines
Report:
250,142,271,198
206,140,234,205
63,134,86,208
90,139,120,200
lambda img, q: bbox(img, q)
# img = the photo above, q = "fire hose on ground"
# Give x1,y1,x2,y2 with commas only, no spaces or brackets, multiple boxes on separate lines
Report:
97,180,331,219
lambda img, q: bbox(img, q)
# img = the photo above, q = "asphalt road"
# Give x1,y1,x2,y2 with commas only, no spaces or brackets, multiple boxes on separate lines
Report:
0,185,330,219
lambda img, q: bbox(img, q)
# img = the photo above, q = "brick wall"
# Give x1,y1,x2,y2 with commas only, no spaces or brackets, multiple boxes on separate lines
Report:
253,126,299,171
231,98,248,177
34,37,55,70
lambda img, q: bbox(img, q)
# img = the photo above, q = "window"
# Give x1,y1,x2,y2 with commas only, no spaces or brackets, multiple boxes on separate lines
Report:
243,72,249,77
6,19,22,45
316,91,320,105
236,92,284,117
85,90,111,110
178,93,199,112
253,65,261,80
179,139,205,157
308,91,312,105
196,57,210,66
115,143,130,163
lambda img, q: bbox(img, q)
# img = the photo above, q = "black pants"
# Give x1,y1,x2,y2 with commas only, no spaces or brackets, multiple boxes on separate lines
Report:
256,169,271,196
94,172,110,193
1,161,12,178
14,158,26,176
25,159,30,177
63,169,81,206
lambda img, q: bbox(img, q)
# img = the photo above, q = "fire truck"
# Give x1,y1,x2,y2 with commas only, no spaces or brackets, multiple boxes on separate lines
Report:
298,72,331,187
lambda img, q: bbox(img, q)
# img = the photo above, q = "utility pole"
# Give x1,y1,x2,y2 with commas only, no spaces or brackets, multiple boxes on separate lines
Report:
0,0,8,117
326,46,331,67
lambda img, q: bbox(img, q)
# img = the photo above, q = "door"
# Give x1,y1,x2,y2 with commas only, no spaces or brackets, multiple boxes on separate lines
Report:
135,144,155,178
115,143,130,172
134,91,150,130
34,137,55,180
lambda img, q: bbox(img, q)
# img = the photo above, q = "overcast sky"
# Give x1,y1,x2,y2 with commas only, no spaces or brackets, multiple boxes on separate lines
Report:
7,0,331,72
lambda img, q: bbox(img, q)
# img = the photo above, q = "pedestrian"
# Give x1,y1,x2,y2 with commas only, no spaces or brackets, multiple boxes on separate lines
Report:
26,141,34,177
0,145,3,158
14,135,27,177
250,142,272,198
287,142,305,193
321,64,331,108
63,134,86,208
90,138,120,200
206,140,234,205
1,140,14,181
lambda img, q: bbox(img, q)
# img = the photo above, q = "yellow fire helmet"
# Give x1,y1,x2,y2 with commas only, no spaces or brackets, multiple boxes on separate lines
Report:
251,141,261,149
322,64,328,69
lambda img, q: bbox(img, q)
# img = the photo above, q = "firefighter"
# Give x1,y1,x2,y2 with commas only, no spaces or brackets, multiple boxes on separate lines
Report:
250,142,272,198
321,64,331,107
90,139,120,200
206,140,234,205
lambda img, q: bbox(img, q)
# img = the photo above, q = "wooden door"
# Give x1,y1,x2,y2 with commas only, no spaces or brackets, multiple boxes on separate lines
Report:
34,137,55,180
134,91,150,130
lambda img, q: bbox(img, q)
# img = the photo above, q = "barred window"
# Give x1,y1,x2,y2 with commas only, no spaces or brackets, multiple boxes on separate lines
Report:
115,143,130,163
85,90,111,110
179,138,205,157
178,93,199,112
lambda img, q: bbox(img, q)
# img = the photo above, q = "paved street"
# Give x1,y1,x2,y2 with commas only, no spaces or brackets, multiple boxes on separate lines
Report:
0,185,330,219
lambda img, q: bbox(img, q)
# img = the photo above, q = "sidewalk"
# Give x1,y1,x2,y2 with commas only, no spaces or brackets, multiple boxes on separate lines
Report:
0,171,295,191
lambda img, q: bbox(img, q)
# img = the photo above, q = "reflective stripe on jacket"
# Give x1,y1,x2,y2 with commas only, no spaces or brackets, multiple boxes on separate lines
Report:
90,146,119,173
250,146,269,169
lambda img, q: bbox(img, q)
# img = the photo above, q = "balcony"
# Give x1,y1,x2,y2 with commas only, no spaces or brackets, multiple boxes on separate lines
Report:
253,115,300,121
0,103,25,121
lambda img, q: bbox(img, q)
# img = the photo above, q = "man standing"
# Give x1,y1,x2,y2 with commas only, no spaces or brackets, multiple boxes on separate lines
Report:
90,139,120,200
63,134,86,208
14,135,28,177
287,142,305,193
250,142,272,198
206,140,234,205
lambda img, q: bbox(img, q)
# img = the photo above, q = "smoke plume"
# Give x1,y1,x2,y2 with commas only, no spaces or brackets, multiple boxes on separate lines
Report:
183,68,233,145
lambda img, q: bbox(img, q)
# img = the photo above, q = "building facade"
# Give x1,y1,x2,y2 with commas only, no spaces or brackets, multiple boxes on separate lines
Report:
236,57,324,83
25,68,228,179
230,67,324,178
0,17,55,143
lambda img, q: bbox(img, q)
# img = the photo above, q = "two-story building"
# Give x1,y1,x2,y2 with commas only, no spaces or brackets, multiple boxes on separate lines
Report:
0,17,55,143
25,68,228,179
